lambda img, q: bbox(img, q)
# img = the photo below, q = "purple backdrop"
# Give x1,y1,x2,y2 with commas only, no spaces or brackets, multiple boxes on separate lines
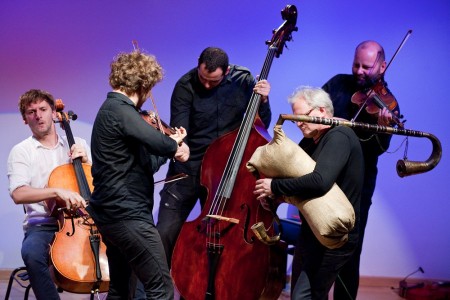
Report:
1,0,449,281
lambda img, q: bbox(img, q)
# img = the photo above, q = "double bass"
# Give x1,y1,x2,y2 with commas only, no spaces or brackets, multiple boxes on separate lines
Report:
171,5,298,300
48,100,109,294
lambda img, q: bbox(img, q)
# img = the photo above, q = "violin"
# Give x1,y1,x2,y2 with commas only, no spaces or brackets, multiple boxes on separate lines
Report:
351,80,405,128
140,109,189,183
140,109,176,136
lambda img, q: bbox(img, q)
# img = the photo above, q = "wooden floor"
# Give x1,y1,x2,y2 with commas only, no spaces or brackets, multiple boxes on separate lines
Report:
1,275,405,300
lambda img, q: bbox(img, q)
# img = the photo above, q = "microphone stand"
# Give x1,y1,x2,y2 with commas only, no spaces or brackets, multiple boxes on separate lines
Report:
399,266,425,297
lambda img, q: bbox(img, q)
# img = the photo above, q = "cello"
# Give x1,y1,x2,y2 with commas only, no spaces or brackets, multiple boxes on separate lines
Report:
171,5,298,300
47,100,109,294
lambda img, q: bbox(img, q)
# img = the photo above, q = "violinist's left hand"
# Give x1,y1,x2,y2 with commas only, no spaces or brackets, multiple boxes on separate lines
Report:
170,126,187,145
377,107,396,126
254,79,271,103
70,144,89,163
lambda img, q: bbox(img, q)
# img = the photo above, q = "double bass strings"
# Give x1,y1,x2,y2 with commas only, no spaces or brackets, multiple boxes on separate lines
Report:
205,46,278,248
208,45,278,222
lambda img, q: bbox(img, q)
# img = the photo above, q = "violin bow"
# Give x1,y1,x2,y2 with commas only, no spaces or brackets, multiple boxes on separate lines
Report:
384,29,413,74
154,173,189,186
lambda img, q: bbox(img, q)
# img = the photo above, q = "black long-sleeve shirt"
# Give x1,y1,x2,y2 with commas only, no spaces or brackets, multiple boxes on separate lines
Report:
322,74,400,169
88,92,178,225
168,64,272,176
322,74,401,205
272,126,364,250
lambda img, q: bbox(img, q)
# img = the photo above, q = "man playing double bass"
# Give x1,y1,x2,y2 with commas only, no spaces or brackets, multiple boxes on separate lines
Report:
156,46,272,269
7,89,90,300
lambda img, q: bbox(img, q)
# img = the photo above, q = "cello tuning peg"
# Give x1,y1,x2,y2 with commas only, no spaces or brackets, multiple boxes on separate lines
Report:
68,111,78,121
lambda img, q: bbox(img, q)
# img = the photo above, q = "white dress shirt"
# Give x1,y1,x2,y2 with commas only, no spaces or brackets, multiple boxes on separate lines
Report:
7,134,91,230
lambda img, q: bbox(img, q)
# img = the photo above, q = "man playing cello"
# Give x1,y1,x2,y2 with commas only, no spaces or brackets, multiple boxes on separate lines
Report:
7,89,89,300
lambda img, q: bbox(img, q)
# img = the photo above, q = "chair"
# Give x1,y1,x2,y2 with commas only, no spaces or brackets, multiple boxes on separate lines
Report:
4,266,96,300
4,208,33,299
4,266,32,300
8,206,97,299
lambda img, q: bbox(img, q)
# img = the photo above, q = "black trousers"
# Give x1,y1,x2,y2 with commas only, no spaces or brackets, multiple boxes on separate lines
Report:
97,219,173,300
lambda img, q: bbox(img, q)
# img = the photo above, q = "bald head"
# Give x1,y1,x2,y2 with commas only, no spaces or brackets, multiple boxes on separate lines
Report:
352,40,386,87
355,40,385,61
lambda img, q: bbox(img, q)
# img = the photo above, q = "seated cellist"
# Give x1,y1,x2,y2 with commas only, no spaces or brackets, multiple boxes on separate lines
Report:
7,89,89,300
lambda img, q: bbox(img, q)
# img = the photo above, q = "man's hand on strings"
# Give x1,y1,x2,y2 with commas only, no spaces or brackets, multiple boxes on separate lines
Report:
254,79,271,103
70,144,89,163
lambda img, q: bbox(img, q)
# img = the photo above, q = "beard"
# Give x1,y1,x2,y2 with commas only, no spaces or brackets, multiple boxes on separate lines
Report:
355,74,372,88
355,73,382,89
